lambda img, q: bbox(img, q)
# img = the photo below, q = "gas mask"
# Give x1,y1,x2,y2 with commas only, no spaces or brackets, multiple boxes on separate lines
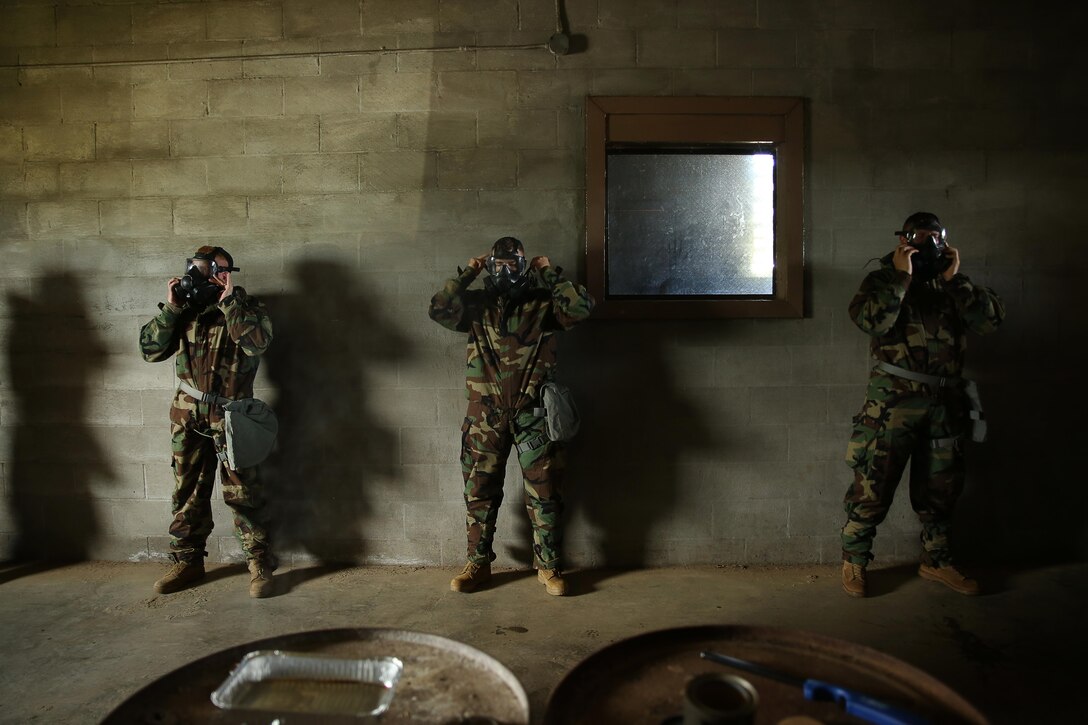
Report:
895,226,950,282
485,253,529,295
178,255,237,307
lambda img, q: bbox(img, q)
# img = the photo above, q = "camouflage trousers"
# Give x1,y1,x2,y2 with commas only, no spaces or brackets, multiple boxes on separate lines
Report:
460,401,565,570
841,380,967,567
168,420,272,564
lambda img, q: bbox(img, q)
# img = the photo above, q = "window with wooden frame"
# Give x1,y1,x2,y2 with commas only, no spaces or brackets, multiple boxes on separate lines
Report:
585,96,805,319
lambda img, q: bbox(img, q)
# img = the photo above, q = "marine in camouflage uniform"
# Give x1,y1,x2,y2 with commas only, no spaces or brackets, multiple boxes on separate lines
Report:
140,246,276,597
429,237,594,595
840,213,1004,597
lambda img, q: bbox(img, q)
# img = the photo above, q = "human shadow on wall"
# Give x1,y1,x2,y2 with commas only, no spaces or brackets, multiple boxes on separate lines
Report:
558,322,715,580
2,272,112,581
258,261,412,574
954,265,1086,569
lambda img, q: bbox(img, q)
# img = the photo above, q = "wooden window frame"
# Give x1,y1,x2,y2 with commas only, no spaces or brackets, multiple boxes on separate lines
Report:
585,96,805,319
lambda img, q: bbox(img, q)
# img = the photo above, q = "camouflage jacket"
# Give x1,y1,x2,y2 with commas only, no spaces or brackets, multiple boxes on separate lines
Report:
850,254,1004,387
429,265,594,410
139,287,273,425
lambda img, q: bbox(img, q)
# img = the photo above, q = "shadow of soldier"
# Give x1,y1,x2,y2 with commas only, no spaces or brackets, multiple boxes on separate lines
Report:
558,323,716,581
259,261,412,574
2,271,113,578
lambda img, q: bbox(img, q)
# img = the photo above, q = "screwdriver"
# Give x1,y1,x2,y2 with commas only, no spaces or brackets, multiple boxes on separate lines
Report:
699,650,932,725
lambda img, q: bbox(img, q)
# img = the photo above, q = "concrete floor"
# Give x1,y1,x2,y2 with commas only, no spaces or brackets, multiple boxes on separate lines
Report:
0,561,1084,724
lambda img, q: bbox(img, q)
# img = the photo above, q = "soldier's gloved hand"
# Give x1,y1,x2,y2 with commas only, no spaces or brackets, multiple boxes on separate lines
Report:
167,277,183,307
941,246,960,281
467,253,489,272
892,241,916,275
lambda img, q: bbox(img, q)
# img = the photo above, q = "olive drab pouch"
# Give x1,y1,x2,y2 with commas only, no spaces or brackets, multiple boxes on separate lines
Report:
538,381,580,442
178,380,278,470
222,397,278,469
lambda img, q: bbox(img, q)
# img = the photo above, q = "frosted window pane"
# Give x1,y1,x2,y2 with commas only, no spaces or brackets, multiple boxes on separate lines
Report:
606,152,775,296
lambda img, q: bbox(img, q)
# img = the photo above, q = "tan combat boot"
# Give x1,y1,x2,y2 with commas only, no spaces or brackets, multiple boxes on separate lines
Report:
248,559,274,598
450,561,491,592
918,563,980,595
153,559,205,594
841,561,866,598
537,568,567,596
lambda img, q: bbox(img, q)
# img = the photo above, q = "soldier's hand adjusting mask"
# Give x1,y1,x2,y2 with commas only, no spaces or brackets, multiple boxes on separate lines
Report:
895,225,950,282
178,255,239,306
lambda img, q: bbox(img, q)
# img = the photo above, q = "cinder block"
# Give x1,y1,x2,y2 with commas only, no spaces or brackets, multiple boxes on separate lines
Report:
282,153,359,193
319,47,396,76
168,59,244,82
100,198,173,238
438,149,516,189
786,498,845,537
210,79,284,117
90,462,146,499
516,70,591,109
396,112,475,149
61,83,133,123
599,0,676,28
87,537,152,562
0,127,21,164
478,110,556,149
518,150,579,190
133,159,207,196
714,346,793,387
243,56,321,78
247,194,323,232
361,150,436,191
132,3,206,44
798,30,875,69
717,29,798,68
245,117,320,154
320,113,397,152
96,121,170,160
669,69,754,95
361,0,439,33
637,29,716,69
169,118,244,157
24,124,94,162
440,0,516,31
400,426,459,465
133,81,209,120
745,536,823,564
396,32,478,73
173,197,249,236
438,71,516,110
283,0,360,37
208,1,284,41
475,32,557,72
360,73,435,112
556,29,637,70
207,156,283,195
677,0,758,29
0,164,22,197
788,345,868,386
0,5,56,47
56,5,133,46
58,161,132,198
28,200,99,239
875,31,951,70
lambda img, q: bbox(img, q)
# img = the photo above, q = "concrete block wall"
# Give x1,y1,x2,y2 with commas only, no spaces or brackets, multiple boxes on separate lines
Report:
1,1,1085,568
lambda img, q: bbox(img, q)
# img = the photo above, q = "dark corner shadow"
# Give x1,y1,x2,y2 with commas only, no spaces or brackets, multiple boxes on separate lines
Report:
4,271,113,579
0,559,57,586
559,323,715,585
258,260,414,568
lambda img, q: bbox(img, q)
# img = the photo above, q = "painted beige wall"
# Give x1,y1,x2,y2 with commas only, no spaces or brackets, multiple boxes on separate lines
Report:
1,0,1083,568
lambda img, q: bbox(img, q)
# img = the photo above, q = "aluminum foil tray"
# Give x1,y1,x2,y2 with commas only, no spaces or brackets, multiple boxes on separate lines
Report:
211,650,403,717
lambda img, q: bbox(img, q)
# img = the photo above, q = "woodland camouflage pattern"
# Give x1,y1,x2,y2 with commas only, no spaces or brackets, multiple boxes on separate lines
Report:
140,288,274,563
430,264,593,569
841,255,1004,567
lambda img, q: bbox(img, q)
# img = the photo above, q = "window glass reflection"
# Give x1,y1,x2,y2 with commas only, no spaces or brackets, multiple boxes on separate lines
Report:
606,151,775,297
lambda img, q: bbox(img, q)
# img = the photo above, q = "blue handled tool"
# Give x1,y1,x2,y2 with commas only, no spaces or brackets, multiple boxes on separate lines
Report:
699,650,932,725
